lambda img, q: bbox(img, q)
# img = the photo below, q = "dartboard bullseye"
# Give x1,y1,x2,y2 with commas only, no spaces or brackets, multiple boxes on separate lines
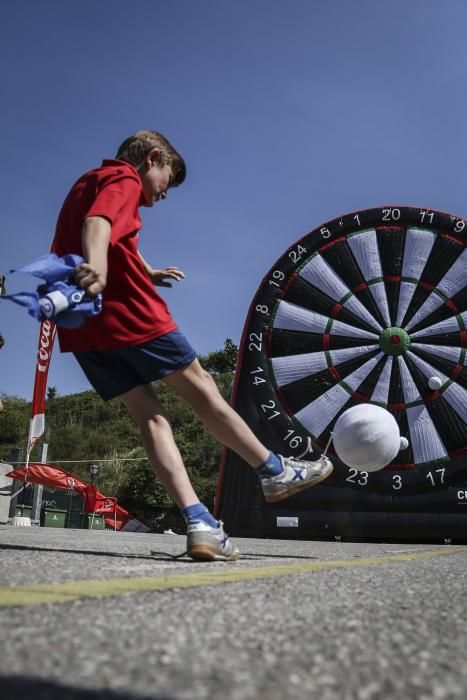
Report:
216,206,467,541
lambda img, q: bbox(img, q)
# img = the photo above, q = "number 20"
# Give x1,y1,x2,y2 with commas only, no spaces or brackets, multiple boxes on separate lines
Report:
382,208,400,222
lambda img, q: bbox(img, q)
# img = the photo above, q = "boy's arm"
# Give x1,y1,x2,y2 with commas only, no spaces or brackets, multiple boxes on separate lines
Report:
138,251,185,288
75,216,111,296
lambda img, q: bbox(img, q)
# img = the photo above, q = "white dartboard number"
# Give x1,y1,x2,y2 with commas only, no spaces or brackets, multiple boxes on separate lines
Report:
427,469,446,487
289,244,307,264
260,399,280,421
382,208,401,222
268,270,285,288
346,468,369,486
250,366,266,386
248,332,263,352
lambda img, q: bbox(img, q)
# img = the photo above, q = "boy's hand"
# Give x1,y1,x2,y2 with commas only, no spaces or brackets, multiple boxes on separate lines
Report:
75,263,107,296
147,266,185,288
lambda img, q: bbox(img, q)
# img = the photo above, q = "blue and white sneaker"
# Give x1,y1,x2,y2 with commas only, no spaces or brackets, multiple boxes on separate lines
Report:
261,455,333,503
187,520,240,561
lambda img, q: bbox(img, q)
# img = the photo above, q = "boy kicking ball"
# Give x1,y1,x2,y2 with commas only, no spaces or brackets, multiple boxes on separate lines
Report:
51,130,333,561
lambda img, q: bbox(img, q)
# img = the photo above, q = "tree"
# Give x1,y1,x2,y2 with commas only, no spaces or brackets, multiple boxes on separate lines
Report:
46,386,58,400
0,394,29,459
199,338,238,374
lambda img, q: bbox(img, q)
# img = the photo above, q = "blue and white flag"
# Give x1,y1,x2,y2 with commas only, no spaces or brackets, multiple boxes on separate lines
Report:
2,253,103,328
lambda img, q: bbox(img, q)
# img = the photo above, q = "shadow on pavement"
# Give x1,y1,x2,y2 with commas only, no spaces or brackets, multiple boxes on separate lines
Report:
1,675,172,700
0,542,189,562
0,542,319,561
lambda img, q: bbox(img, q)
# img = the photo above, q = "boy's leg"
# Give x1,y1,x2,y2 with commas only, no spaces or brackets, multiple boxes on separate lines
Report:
120,382,239,561
163,359,269,465
163,359,333,501
120,383,199,509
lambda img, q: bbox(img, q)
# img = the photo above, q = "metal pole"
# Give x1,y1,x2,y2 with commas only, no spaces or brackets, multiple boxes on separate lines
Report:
31,443,47,526
8,447,23,519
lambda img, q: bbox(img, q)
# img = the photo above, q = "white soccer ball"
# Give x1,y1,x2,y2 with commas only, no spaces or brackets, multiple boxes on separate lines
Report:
333,404,405,472
428,376,442,390
399,436,409,450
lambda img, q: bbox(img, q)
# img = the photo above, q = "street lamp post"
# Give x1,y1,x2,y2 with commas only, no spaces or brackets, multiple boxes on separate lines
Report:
89,463,99,485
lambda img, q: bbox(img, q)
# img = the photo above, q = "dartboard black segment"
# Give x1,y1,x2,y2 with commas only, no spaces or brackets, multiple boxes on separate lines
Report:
215,206,467,541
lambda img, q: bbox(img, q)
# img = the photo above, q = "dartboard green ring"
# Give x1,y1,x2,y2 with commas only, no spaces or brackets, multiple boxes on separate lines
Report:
378,327,411,355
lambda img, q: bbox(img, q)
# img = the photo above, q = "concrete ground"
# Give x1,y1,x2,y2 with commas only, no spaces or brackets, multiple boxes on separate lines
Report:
0,525,466,700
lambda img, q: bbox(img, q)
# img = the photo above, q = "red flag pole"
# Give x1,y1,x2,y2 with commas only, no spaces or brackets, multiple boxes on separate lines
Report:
25,320,56,479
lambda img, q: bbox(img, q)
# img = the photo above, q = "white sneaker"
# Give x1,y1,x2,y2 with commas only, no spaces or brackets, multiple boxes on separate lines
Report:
187,520,240,561
261,455,333,503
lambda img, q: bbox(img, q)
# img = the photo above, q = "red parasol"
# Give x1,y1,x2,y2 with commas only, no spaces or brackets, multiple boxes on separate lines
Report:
6,463,131,530
6,463,88,492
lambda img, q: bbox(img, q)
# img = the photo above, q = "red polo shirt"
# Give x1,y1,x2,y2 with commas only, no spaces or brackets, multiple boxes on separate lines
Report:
51,159,176,352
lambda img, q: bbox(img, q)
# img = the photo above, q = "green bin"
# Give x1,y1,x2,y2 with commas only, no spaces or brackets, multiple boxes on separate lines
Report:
66,510,84,529
15,504,33,518
84,513,105,530
41,508,67,528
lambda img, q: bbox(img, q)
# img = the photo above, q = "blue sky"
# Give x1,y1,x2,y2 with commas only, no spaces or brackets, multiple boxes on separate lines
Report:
1,0,467,399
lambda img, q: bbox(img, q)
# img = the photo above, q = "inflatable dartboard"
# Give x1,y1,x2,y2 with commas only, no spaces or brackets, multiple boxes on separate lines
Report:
215,206,467,541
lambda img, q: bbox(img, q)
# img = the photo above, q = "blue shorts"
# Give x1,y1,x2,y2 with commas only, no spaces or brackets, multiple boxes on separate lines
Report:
74,330,197,401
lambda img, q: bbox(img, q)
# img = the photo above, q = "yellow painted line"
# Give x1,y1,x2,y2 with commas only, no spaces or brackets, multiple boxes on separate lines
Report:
0,546,464,608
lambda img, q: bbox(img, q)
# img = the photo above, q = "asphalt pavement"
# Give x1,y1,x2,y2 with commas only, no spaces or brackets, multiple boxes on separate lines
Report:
0,525,466,700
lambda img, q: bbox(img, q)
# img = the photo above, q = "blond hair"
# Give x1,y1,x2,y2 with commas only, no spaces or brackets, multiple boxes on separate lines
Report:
116,130,186,185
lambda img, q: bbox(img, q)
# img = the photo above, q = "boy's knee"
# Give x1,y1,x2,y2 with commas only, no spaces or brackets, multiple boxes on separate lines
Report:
134,411,171,433
201,368,217,386
187,368,225,409
186,362,217,392
199,369,221,397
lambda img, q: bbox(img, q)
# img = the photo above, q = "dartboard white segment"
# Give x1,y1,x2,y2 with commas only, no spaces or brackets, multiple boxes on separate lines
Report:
429,246,466,299
402,229,437,278
271,346,379,388
299,255,382,331
330,345,379,366
295,384,349,436
342,296,383,332
437,247,467,297
347,229,391,325
347,229,382,279
330,318,379,340
406,351,449,385
442,383,467,423
397,282,418,328
398,357,422,403
271,352,328,387
406,404,448,463
299,255,349,300
368,282,392,327
273,300,379,340
295,355,382,435
343,353,383,390
370,356,393,405
410,311,467,339
405,294,444,331
273,301,329,334
397,229,436,326
405,248,467,330
411,343,464,364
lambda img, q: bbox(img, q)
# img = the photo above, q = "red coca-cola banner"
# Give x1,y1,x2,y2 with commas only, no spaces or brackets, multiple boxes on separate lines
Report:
28,320,56,453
